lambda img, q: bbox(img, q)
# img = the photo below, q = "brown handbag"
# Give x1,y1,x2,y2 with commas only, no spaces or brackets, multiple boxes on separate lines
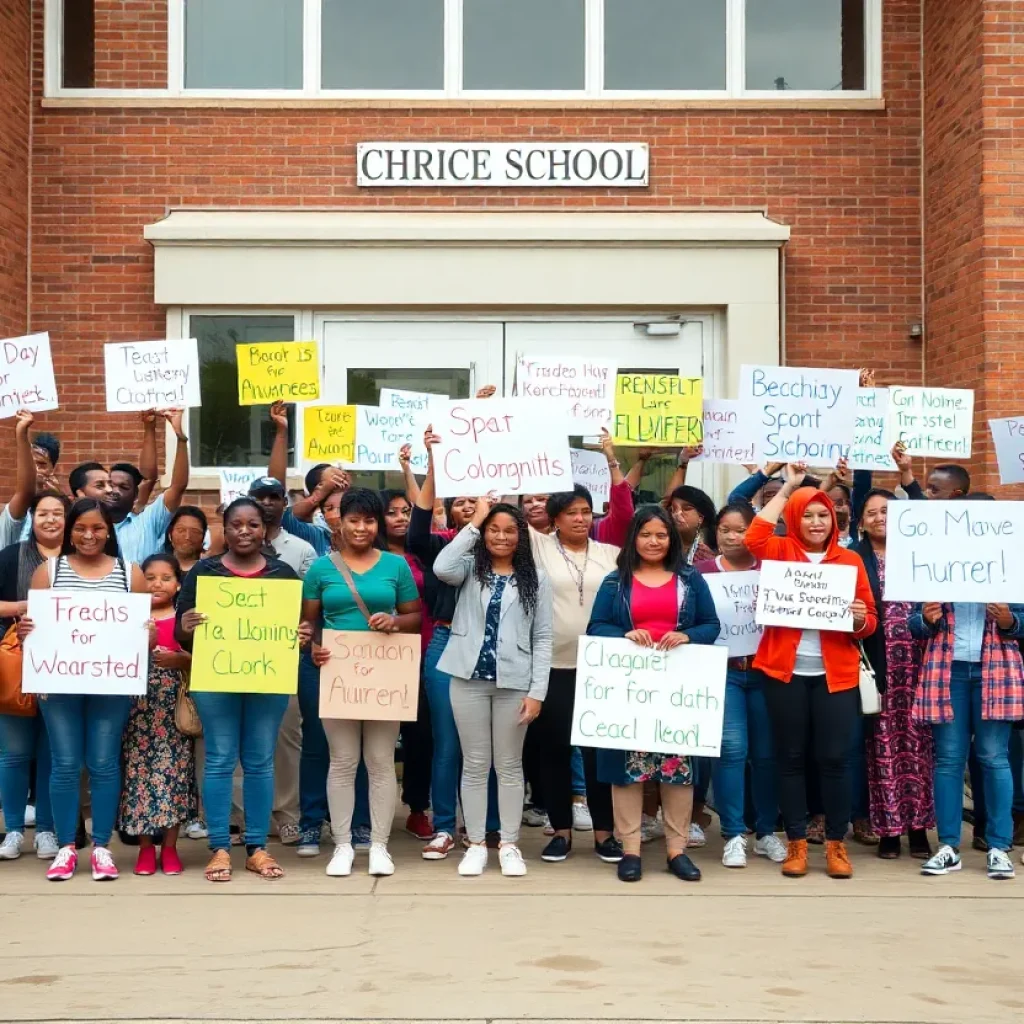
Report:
174,671,203,738
0,623,36,717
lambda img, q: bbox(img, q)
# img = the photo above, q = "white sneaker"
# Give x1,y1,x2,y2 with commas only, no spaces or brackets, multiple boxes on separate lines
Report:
184,820,208,841
641,812,665,844
572,802,594,832
326,843,355,877
24,804,35,828
0,831,24,860
921,844,962,876
458,844,489,876
34,831,59,860
987,848,1015,880
722,835,748,868
688,822,707,848
521,807,549,828
753,833,788,863
499,844,528,876
368,843,395,877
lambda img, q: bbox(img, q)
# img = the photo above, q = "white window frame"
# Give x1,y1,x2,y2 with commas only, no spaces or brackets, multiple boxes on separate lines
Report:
46,0,883,101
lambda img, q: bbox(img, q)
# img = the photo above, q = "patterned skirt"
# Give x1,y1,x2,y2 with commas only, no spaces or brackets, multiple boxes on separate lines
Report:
597,748,693,787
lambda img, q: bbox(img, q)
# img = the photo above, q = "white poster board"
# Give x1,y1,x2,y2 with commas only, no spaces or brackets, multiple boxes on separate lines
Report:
104,338,201,412
345,405,427,473
888,386,974,458
691,398,758,465
848,388,896,471
22,590,152,695
218,468,265,506
755,560,856,632
704,571,763,658
0,332,59,418
738,365,859,467
431,397,573,498
570,637,728,756
516,355,617,434
989,417,1024,485
882,500,1024,603
570,448,611,507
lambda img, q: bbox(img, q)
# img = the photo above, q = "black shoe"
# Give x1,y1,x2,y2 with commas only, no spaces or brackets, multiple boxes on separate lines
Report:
541,835,572,862
908,828,933,860
972,832,990,852
617,854,642,882
667,853,702,881
594,836,624,863
877,835,901,859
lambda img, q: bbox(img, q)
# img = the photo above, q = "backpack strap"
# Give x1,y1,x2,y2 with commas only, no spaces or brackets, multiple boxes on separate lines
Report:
329,552,371,624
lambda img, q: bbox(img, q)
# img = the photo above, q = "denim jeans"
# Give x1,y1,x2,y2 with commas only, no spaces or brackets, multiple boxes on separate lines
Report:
192,691,289,852
711,667,778,839
570,747,586,798
0,713,53,834
931,661,1013,851
39,694,132,847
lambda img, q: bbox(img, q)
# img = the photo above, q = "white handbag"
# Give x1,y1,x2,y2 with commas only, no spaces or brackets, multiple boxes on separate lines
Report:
858,644,881,715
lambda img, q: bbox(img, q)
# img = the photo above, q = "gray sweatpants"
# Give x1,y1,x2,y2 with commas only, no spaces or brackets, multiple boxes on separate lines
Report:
449,677,527,844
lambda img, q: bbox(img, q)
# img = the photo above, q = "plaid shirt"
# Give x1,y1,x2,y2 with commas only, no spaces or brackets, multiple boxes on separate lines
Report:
913,604,1024,724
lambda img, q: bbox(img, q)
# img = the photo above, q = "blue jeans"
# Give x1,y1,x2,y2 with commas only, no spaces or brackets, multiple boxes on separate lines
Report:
932,661,1013,851
39,694,131,847
0,713,53,834
193,691,289,851
570,747,586,798
711,667,778,839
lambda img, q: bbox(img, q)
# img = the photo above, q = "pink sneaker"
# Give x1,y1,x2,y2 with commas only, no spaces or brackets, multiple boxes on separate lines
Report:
91,846,119,881
47,845,78,882
134,846,157,876
160,846,183,876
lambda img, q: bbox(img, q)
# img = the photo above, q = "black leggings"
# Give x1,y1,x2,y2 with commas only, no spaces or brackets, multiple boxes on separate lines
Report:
532,668,614,834
400,680,433,814
760,671,859,842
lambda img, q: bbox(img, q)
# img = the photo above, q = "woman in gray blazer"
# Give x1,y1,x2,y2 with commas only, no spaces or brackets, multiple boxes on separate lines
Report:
433,496,552,878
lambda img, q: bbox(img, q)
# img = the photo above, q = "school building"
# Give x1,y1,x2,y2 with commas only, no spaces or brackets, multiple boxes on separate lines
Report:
0,0,1021,498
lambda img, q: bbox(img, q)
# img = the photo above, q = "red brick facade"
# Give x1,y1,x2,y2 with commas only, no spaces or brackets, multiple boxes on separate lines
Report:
94,0,169,90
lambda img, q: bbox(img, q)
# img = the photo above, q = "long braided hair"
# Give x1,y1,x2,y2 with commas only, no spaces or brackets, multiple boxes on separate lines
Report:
472,502,539,615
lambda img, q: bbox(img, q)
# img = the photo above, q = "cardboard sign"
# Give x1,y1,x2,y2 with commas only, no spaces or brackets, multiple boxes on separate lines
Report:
431,397,573,498
739,365,859,467
613,374,703,447
22,591,152,696
882,500,1024,603
303,405,356,462
990,417,1024,485
190,576,303,694
517,355,617,434
218,468,265,506
236,341,320,405
0,332,59,418
691,399,757,465
318,630,421,722
888,386,974,458
570,448,611,507
848,388,896,471
346,405,428,473
755,560,856,632
378,387,449,421
704,571,763,658
570,637,728,756
104,338,201,411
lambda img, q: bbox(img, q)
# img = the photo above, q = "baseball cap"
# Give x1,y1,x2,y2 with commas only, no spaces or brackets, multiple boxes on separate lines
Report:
248,476,286,498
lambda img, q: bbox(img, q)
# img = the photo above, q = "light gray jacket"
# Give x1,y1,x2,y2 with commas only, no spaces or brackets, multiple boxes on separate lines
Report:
433,523,552,701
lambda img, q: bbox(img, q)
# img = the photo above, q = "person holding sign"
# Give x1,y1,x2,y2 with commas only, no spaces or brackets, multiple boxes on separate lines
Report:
17,498,148,882
744,468,877,880
587,506,721,884
0,410,48,549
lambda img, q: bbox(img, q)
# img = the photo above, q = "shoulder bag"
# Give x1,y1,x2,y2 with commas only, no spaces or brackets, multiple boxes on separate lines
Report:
329,552,372,624
174,669,203,738
0,623,34,717
857,643,881,715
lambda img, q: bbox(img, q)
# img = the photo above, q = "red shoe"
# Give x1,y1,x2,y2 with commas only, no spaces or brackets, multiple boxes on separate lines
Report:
160,846,184,876
134,846,157,876
405,812,434,841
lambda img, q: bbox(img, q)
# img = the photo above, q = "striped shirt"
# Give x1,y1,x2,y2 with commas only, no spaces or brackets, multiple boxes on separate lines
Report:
51,555,131,592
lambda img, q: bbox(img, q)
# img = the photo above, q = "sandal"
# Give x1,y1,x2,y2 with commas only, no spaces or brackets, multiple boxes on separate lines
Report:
245,848,284,880
204,849,232,883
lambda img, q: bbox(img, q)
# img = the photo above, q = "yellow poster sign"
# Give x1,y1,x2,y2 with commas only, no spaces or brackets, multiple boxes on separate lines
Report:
613,374,704,447
190,576,303,694
236,341,320,405
303,405,357,462
319,630,421,722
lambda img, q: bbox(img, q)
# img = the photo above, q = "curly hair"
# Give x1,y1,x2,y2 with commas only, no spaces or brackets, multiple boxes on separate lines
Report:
472,503,539,615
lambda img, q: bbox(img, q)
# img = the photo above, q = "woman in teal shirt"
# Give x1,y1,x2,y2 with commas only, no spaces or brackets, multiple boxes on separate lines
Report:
303,488,421,879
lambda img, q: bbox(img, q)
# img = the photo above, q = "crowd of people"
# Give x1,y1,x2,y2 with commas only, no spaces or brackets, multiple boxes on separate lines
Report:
0,382,1021,886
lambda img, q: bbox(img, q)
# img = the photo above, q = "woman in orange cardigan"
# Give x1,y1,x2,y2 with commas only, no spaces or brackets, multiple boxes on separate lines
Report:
745,464,877,879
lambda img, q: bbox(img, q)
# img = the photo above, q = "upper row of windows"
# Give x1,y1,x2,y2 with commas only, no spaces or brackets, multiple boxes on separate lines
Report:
59,0,877,97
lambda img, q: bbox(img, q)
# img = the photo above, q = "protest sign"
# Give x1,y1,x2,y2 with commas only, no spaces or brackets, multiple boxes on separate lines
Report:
22,591,151,696
613,374,703,447
888,386,974,458
990,417,1024,485
0,332,59,418
346,405,427,473
431,397,572,498
190,576,303,694
848,388,896,471
704,571,763,658
882,500,1024,603
570,637,728,756
691,399,757,464
104,338,201,412
319,630,421,722
303,405,356,462
570,448,611,507
218,468,265,506
517,355,616,434
237,341,320,405
378,387,449,422
755,560,856,632
738,365,859,467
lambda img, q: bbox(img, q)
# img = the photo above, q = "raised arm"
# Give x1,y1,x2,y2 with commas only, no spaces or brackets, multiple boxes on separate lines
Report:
7,410,39,520
623,448,655,491
160,409,191,511
267,400,289,487
592,429,634,546
432,501,490,586
398,443,421,505
135,409,159,512
745,462,805,559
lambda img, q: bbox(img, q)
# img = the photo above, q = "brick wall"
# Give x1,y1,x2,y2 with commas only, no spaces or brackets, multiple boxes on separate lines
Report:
94,0,168,90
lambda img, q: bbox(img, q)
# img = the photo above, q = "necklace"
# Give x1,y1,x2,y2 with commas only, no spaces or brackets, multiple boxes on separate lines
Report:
555,534,590,606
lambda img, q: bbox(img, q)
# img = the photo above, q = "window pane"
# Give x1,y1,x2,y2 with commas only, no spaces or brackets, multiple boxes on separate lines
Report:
184,0,303,89
321,0,444,89
745,0,866,91
604,0,726,91
463,0,585,91
189,316,296,468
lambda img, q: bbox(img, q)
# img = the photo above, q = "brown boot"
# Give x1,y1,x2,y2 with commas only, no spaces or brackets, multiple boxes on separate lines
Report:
826,840,853,879
782,839,808,877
